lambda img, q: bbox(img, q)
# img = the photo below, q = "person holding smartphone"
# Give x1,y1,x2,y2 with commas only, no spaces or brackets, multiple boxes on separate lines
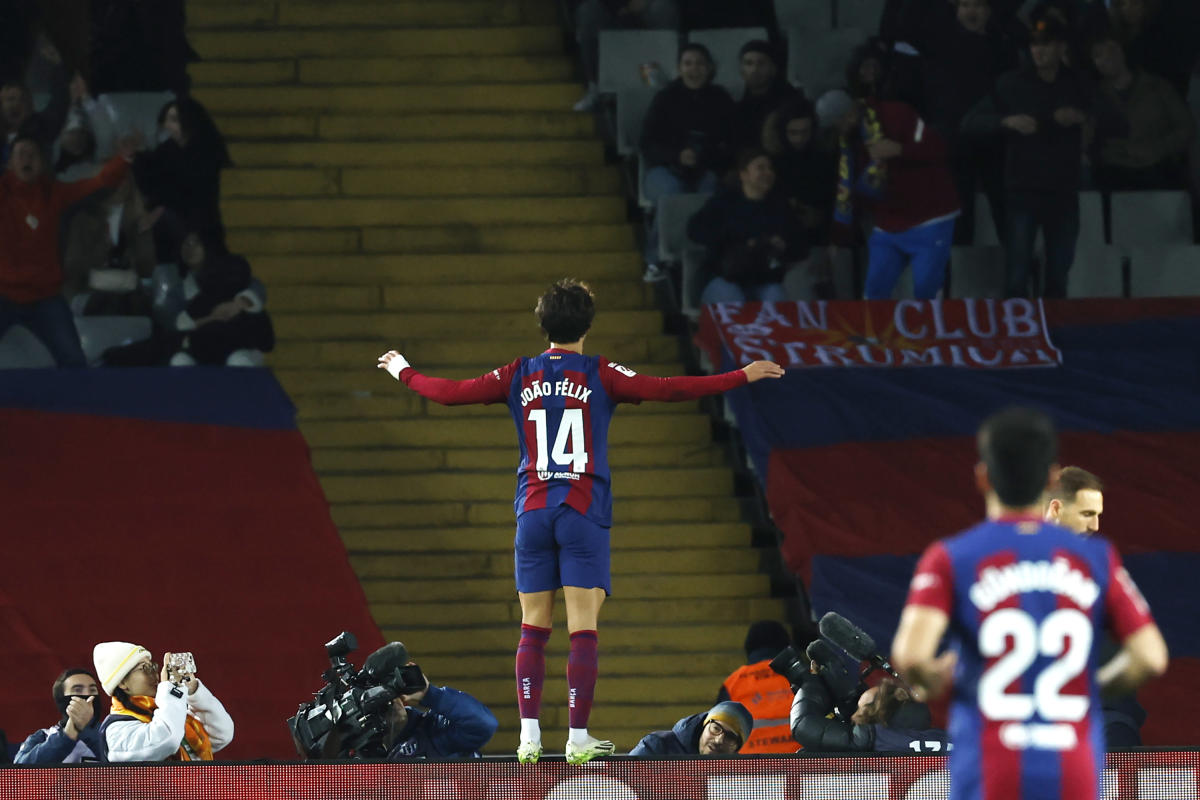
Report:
93,641,234,761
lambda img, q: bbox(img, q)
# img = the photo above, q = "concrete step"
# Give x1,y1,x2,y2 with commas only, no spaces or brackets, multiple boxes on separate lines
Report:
213,113,595,142
224,166,619,199
226,140,602,167
190,27,562,59
272,308,660,339
270,334,677,367
197,83,580,113
222,196,626,227
189,0,556,29
412,647,753,678
342,523,751,553
300,413,710,448
269,281,651,313
251,253,642,285
365,576,766,603
322,467,733,503
381,623,752,653
447,675,721,708
195,57,573,86
228,223,634,255
351,546,757,578
312,442,725,471
332,496,743,528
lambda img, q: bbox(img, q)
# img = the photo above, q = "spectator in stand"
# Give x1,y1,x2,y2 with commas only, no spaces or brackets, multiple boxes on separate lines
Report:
715,621,798,754
630,700,754,756
170,242,274,367
687,148,805,303
94,642,233,761
731,40,798,152
1089,29,1194,190
962,16,1126,297
640,43,734,281
845,39,890,103
909,0,1020,244
764,96,838,248
0,132,135,366
1,38,69,166
14,669,106,764
1108,0,1197,98
571,0,681,112
818,90,960,300
132,97,231,264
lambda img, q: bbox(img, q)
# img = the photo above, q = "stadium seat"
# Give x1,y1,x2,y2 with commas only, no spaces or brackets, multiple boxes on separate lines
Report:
0,325,56,368
686,28,770,94
598,30,679,94
76,316,153,365
775,0,834,32
92,92,176,160
615,86,658,157
783,247,856,299
636,152,652,209
972,194,1001,247
835,0,885,30
1110,191,1194,246
1079,190,1107,245
1067,244,1126,298
1128,245,1200,297
787,27,864,97
657,192,712,263
948,246,1006,298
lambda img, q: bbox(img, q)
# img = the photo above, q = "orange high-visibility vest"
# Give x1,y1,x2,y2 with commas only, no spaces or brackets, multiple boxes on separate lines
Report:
721,660,799,754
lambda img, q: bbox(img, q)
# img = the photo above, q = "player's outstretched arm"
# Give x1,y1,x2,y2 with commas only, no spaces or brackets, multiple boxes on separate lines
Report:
892,605,955,702
602,359,784,403
377,350,513,406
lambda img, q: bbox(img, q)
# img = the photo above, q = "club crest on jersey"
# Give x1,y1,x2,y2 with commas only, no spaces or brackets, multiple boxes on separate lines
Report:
969,557,1099,612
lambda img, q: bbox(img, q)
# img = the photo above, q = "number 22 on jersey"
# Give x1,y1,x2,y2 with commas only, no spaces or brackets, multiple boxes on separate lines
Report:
528,408,589,473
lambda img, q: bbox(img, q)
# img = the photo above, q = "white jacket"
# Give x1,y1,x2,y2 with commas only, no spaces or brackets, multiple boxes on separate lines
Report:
104,679,234,762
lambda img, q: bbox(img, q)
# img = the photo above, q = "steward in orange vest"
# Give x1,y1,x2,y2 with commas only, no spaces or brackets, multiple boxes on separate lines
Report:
717,621,798,754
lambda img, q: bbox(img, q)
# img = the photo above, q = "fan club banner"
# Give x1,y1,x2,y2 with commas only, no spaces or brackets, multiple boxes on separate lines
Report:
2,753,1197,800
697,299,1062,370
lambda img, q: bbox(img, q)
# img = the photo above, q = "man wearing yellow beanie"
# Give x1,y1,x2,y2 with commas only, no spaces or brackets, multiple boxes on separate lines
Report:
629,700,754,756
93,641,234,761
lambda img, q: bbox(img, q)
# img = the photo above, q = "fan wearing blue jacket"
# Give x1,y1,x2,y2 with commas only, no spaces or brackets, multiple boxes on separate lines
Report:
15,668,107,764
629,701,753,756
383,673,499,761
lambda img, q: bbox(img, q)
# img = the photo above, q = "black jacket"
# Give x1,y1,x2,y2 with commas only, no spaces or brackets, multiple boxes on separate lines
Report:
789,673,949,754
687,187,805,284
640,79,736,174
962,65,1127,194
133,139,225,234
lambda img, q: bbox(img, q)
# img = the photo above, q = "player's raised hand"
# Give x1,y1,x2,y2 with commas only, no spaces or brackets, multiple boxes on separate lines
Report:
377,350,411,380
742,360,785,382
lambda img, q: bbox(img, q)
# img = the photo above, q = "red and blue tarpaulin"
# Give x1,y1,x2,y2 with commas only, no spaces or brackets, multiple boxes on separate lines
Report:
697,298,1200,745
0,369,383,759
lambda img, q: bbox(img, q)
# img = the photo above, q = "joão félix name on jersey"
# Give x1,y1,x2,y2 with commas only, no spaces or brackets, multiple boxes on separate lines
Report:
519,379,593,407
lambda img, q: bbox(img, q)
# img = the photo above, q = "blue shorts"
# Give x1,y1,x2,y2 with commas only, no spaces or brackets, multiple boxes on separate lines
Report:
514,505,611,595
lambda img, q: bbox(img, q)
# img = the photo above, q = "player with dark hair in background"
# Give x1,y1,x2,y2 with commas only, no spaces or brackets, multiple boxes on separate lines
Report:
378,278,784,764
892,408,1168,800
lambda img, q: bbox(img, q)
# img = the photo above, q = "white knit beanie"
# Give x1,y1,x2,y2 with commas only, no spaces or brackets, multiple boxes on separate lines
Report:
94,641,152,695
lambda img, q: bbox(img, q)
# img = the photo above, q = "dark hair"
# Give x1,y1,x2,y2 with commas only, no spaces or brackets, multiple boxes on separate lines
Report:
977,407,1058,507
678,42,715,78
857,678,913,725
112,687,155,716
52,669,98,706
744,620,791,659
535,279,595,343
845,38,889,100
1051,466,1104,504
739,39,776,64
158,97,232,167
765,96,817,155
736,146,771,172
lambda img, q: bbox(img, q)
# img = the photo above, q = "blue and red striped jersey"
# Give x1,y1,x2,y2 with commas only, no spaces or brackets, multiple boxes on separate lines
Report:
398,348,748,527
905,517,1155,800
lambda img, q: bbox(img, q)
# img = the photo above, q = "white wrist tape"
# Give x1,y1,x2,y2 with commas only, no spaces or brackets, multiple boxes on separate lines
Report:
386,353,410,380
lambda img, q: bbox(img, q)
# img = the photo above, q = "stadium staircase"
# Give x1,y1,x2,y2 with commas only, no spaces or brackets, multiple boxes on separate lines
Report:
189,0,786,753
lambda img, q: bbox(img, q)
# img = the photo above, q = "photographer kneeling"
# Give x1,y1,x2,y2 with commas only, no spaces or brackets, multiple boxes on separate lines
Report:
377,652,498,760
790,665,949,753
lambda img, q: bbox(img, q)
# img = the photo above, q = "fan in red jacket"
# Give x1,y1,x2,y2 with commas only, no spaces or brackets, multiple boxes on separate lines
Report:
819,90,960,300
0,133,134,365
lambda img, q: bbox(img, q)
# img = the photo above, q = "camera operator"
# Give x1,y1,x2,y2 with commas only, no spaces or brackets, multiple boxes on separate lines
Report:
789,663,949,753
